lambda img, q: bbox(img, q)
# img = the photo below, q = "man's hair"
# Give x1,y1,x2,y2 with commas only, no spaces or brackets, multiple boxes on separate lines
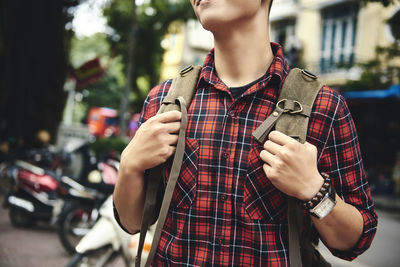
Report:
269,0,273,13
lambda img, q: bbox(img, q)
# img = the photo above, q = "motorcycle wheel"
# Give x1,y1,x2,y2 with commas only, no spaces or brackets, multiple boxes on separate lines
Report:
67,245,122,267
58,202,98,255
9,207,36,228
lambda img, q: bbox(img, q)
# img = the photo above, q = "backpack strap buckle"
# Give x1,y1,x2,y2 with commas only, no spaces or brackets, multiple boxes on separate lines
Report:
180,65,194,76
277,99,304,114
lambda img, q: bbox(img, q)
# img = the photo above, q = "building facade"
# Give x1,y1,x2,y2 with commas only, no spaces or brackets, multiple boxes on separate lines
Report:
160,0,400,87
270,0,400,86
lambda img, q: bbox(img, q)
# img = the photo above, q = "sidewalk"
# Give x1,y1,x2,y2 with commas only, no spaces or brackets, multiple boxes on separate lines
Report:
372,194,400,213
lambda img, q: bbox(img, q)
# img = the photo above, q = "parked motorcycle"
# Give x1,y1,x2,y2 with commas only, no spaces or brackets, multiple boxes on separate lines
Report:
1,140,107,228
57,158,119,255
2,160,64,227
67,195,154,267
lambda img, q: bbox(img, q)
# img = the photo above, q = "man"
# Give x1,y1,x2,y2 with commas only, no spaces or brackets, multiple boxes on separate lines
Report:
113,0,377,265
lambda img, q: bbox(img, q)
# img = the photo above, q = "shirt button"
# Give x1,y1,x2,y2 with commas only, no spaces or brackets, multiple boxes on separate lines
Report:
220,194,227,202
222,151,229,159
228,110,236,117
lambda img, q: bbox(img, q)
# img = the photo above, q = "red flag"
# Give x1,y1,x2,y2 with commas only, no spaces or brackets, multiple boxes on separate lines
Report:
71,58,105,90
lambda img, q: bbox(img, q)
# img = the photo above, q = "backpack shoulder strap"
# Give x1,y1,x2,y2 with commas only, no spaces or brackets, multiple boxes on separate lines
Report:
275,68,323,143
252,68,323,144
136,65,201,267
276,68,323,267
158,65,202,114
252,68,325,267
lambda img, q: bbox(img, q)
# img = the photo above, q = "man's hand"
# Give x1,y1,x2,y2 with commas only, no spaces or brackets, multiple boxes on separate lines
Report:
259,130,324,201
114,111,181,233
120,110,182,174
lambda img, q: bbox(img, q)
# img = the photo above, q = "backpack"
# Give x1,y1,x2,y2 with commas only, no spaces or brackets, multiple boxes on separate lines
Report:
135,65,331,267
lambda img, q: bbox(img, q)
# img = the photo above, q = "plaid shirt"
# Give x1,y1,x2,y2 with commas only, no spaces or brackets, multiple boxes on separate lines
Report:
134,43,377,266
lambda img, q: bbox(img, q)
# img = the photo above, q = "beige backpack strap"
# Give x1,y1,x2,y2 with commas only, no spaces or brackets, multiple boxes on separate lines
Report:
136,65,202,267
252,68,324,267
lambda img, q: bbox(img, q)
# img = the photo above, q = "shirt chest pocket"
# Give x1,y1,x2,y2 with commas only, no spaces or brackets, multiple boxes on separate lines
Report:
166,138,199,211
244,141,287,223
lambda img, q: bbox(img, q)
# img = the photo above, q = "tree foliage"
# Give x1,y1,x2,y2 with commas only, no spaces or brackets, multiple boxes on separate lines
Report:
69,33,125,119
345,44,400,91
103,0,195,112
344,1,400,91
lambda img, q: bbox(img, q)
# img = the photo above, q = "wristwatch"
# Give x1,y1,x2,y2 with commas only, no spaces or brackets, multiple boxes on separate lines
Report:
302,172,337,220
308,184,336,219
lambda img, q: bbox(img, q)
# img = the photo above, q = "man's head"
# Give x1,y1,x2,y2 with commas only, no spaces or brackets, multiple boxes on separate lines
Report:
191,0,273,33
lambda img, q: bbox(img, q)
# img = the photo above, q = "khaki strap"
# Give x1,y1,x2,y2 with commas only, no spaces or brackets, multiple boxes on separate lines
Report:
252,68,323,267
274,69,323,144
144,96,188,267
288,196,304,267
135,65,201,267
252,107,285,143
135,166,163,266
276,69,322,267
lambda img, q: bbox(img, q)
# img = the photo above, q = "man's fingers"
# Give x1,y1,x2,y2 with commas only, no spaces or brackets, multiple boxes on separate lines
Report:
157,110,182,123
263,140,282,155
268,130,297,146
168,145,176,155
263,164,273,177
260,150,275,165
165,121,181,134
165,133,179,146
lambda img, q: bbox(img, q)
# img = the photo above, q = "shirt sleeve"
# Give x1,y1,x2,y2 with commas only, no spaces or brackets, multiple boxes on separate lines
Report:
139,79,173,124
113,200,136,234
112,80,172,234
317,93,378,260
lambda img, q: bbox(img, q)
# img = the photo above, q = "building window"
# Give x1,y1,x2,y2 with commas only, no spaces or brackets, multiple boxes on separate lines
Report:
271,18,301,66
271,19,295,48
320,3,359,73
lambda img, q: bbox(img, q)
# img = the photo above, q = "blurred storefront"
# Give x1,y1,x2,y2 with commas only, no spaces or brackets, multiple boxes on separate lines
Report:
343,85,400,194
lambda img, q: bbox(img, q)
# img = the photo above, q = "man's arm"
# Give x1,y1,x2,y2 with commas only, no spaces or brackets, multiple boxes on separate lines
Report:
113,111,181,233
312,193,363,250
260,130,363,250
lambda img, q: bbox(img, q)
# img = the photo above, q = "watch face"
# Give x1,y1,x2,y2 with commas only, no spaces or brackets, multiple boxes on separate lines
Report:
311,196,336,219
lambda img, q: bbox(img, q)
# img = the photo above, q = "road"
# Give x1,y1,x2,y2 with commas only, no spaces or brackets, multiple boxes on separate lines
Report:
319,209,400,267
0,208,69,267
0,206,399,267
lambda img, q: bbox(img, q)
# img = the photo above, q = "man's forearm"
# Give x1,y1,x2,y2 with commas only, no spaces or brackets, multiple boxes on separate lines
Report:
312,195,364,251
112,111,182,234
113,166,145,234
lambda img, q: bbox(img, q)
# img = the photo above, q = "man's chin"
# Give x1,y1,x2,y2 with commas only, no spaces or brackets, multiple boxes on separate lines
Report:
198,16,231,33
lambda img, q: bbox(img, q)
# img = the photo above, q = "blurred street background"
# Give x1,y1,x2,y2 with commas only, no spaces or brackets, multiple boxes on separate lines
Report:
1,0,400,266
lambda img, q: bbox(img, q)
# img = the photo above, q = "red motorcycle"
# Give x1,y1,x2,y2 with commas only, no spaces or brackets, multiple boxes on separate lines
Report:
3,160,64,227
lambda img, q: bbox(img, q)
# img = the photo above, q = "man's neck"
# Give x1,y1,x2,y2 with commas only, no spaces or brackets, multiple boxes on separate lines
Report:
212,13,274,88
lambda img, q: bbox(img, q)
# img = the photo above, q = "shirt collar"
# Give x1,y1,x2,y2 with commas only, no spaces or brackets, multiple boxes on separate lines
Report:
198,42,289,94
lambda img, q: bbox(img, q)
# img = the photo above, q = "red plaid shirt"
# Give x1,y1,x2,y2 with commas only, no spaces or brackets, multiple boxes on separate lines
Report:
136,43,377,266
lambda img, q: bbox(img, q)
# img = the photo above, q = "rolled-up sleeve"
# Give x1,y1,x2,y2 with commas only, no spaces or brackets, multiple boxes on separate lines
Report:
317,92,378,260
